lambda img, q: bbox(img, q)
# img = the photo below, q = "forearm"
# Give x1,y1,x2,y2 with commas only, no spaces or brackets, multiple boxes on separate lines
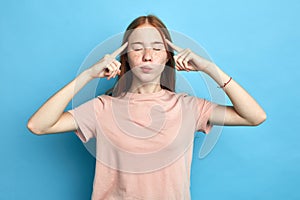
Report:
28,70,93,132
165,39,266,125
203,63,266,125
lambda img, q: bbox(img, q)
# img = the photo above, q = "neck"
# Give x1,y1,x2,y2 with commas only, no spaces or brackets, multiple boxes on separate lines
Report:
129,77,162,94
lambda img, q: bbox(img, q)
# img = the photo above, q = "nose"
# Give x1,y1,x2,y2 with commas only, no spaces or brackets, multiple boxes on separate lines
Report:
142,48,152,62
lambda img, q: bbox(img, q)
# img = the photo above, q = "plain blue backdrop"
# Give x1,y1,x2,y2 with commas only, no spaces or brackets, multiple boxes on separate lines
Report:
1,0,299,199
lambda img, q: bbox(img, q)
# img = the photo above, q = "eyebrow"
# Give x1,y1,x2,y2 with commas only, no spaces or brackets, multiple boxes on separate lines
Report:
131,41,164,45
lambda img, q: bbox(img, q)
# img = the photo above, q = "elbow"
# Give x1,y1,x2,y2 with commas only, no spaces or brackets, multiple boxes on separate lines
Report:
250,112,267,126
27,120,45,135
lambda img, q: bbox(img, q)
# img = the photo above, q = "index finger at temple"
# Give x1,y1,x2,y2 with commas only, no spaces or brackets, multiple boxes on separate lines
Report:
165,39,183,52
111,42,128,58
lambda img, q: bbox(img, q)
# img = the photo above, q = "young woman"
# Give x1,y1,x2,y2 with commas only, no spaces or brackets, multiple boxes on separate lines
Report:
27,15,266,200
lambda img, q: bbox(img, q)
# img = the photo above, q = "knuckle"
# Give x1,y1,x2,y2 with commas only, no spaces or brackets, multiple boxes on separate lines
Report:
107,65,112,71
105,54,113,61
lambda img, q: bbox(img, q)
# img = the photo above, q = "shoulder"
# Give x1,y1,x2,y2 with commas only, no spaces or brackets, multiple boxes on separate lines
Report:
95,94,113,104
164,90,188,98
164,90,215,109
95,93,126,106
165,90,202,102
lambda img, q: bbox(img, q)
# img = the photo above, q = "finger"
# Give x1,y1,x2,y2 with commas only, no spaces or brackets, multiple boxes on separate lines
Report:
107,62,118,79
177,49,190,60
111,62,119,79
175,65,185,71
176,48,193,71
112,60,121,78
173,55,180,69
118,69,121,75
105,66,115,79
111,42,128,58
165,39,183,53
107,67,115,80
184,53,194,71
105,64,114,73
110,70,117,79
176,53,184,71
174,55,184,70
113,60,121,70
179,50,191,70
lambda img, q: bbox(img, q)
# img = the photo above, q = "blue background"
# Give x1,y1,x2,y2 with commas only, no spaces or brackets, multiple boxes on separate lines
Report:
1,0,299,199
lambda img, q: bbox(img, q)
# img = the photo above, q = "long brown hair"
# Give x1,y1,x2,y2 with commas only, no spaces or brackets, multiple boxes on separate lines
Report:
106,15,175,96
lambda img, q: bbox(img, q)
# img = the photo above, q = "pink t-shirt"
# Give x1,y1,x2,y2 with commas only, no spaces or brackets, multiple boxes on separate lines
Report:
68,89,216,200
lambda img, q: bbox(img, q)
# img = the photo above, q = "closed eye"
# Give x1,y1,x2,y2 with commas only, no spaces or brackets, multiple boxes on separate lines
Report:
131,44,144,51
153,44,164,51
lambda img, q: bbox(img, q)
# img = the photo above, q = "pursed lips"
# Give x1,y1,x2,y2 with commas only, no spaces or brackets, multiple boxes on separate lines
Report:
140,65,153,73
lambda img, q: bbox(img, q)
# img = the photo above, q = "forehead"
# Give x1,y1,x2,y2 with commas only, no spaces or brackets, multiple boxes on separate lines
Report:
128,26,163,43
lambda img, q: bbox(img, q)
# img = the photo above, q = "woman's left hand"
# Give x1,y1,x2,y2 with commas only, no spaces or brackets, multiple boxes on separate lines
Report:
166,39,214,72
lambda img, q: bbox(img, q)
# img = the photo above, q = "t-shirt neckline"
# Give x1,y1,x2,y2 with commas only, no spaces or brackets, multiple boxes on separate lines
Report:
125,89,167,99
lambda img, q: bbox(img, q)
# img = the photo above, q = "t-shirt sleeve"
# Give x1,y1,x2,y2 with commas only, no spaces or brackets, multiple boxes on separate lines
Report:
195,98,217,134
67,97,101,143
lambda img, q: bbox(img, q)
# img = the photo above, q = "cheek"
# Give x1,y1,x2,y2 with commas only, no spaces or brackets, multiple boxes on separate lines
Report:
153,51,168,63
127,51,168,67
127,52,142,67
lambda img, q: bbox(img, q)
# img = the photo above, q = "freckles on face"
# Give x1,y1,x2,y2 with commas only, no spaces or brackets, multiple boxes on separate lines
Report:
128,50,166,66
126,26,168,68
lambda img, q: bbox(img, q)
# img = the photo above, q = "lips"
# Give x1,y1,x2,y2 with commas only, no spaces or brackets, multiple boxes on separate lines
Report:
140,66,153,73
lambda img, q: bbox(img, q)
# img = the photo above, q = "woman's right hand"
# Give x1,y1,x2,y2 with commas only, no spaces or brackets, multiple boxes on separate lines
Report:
28,42,129,135
86,42,128,80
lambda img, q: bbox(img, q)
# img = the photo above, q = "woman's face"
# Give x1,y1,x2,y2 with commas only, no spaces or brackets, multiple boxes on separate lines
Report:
126,24,168,83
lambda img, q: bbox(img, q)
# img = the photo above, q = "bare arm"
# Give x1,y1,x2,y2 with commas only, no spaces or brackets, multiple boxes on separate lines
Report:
166,40,266,126
203,64,266,126
27,70,93,134
27,42,128,135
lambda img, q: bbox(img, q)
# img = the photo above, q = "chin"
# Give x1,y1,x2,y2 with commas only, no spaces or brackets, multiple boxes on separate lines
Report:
130,64,165,84
133,73,162,84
